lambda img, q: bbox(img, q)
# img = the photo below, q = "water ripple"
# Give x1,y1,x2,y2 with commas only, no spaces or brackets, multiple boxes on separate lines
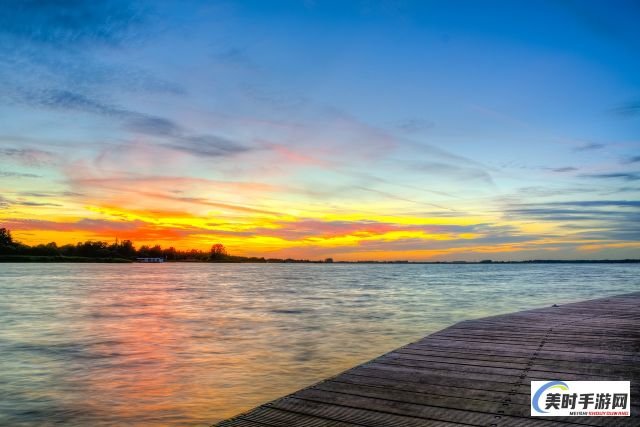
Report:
0,263,638,426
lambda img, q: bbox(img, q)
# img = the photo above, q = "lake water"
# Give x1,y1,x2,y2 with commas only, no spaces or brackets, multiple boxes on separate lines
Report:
0,263,638,426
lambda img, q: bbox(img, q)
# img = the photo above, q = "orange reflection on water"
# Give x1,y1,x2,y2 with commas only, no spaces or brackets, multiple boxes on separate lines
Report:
7,263,629,426
72,266,348,426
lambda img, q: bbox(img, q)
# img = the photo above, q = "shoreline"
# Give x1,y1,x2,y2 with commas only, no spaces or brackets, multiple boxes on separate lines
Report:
1,255,639,264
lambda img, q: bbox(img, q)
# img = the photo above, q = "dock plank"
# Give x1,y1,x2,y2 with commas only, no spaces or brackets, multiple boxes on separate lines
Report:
216,292,640,426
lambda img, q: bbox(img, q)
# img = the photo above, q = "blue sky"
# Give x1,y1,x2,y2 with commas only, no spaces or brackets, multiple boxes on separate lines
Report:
0,0,639,260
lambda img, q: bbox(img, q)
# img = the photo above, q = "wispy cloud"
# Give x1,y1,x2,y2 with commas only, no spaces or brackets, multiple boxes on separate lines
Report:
506,199,640,214
213,47,258,70
0,0,186,161
574,142,604,151
0,195,63,208
582,172,640,181
167,135,250,158
0,171,40,178
396,118,434,133
504,200,640,237
61,170,283,217
244,219,476,241
29,89,123,116
2,217,199,241
0,0,181,92
555,200,640,208
0,148,56,166
241,84,308,110
16,191,84,198
14,200,62,207
16,88,250,158
551,166,577,173
356,234,537,252
125,115,182,136
623,155,640,164
611,100,640,116
411,161,494,186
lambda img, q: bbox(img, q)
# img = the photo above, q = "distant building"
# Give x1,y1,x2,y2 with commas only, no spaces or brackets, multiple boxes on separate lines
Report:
136,257,164,263
325,257,334,263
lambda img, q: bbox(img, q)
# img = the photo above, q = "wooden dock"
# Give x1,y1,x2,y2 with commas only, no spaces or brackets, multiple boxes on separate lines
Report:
217,292,639,426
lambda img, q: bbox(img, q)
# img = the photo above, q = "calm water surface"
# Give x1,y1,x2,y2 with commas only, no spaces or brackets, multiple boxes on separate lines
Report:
0,263,638,426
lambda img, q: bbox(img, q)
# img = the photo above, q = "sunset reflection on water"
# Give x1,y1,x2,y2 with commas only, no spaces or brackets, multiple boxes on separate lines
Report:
1,263,638,426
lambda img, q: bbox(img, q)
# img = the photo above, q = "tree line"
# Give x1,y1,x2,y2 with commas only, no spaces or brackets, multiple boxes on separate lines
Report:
0,227,319,263
0,227,234,261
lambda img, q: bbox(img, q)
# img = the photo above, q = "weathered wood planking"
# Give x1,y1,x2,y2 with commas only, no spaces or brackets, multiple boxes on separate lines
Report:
216,292,640,426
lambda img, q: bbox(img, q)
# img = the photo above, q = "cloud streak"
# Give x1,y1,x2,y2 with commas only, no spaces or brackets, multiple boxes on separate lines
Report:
574,142,605,151
0,171,40,178
582,172,640,181
611,100,640,116
16,89,250,158
551,166,577,173
0,148,56,166
245,219,476,241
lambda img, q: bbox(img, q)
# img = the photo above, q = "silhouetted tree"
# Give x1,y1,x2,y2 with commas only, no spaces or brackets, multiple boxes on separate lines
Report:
147,245,162,258
58,244,75,256
163,246,177,260
0,227,16,255
76,241,110,257
210,243,228,261
138,245,150,257
0,228,13,246
113,240,136,259
31,242,60,256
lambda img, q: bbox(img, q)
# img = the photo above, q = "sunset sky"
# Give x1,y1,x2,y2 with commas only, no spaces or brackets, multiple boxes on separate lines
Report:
1,0,639,261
